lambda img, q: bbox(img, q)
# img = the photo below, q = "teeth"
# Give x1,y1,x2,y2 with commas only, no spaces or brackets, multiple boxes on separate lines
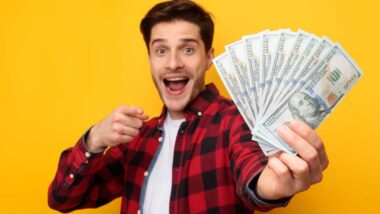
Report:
166,77,187,81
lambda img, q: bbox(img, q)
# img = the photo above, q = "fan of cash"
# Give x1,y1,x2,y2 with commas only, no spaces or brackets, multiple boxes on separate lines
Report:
213,29,363,156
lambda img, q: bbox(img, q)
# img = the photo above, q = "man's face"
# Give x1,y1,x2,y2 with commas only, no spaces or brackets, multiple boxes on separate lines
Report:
290,92,319,118
148,20,214,118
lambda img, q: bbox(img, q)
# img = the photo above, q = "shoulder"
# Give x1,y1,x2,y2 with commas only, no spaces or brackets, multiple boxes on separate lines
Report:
203,95,244,129
211,95,241,117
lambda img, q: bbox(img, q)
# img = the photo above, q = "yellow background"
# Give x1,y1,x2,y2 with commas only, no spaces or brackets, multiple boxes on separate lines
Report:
1,0,379,213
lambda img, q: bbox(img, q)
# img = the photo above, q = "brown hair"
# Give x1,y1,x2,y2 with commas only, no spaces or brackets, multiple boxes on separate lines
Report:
140,0,214,52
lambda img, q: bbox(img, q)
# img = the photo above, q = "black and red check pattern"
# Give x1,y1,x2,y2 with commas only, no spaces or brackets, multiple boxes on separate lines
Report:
48,83,288,213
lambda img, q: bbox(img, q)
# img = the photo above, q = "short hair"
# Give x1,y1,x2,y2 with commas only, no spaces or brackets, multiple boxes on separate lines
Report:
140,0,214,52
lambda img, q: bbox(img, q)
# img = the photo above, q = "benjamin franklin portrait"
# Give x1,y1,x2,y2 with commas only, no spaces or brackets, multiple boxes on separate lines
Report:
288,91,327,128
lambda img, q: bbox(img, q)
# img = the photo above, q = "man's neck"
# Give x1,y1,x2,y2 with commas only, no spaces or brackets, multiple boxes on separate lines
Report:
168,110,184,120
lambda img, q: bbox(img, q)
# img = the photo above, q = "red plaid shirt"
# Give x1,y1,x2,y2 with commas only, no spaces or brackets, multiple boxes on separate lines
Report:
48,83,289,213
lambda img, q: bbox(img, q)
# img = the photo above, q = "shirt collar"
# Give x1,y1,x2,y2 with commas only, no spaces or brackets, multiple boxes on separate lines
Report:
157,83,219,126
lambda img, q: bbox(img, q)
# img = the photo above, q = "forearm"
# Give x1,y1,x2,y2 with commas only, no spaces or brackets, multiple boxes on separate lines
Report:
228,111,289,211
48,129,124,212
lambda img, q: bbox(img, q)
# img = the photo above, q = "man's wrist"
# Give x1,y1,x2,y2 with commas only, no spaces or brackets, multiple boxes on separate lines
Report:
249,173,292,206
84,126,107,153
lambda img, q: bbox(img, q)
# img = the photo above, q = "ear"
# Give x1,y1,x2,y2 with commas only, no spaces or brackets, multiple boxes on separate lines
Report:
205,47,214,70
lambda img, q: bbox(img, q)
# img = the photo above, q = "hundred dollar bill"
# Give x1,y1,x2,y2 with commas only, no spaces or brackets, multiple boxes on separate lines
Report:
259,44,363,155
261,30,280,111
213,53,256,127
262,30,298,115
243,30,268,117
257,37,334,154
265,30,313,113
226,40,258,120
272,36,334,111
252,133,281,156
214,53,281,156
253,126,292,155
270,34,320,107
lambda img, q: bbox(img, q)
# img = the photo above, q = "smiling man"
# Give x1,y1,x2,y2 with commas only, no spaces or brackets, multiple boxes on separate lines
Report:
48,1,329,213
149,20,211,119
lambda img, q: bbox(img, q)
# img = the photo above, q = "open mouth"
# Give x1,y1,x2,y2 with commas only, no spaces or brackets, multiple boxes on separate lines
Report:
163,76,190,95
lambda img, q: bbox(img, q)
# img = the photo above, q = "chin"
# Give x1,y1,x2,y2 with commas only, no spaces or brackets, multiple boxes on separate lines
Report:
164,97,189,112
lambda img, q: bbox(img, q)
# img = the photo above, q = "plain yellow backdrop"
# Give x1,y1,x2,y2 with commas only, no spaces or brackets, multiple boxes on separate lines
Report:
1,0,379,213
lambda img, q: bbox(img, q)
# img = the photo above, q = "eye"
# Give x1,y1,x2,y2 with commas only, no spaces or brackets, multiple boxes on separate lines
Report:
183,47,195,55
155,48,166,56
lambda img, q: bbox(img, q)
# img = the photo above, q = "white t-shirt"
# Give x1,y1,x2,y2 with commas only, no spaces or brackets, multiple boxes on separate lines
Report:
143,113,185,214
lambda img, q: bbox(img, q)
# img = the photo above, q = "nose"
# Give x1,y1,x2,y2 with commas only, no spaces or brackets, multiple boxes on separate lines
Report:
166,51,184,71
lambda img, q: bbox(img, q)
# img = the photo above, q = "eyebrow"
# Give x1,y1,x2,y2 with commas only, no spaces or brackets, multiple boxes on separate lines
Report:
150,38,199,47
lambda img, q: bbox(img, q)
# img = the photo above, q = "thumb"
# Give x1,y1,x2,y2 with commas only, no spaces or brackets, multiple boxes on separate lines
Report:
135,113,149,121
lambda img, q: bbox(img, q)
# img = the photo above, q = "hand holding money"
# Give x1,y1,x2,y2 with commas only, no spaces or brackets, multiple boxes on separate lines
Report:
256,119,329,200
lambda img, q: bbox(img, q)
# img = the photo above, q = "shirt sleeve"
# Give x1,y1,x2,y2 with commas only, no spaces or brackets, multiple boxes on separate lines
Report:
247,172,291,208
227,108,290,212
48,127,126,213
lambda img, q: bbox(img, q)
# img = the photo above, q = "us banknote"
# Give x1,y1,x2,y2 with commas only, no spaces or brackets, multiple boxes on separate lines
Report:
213,29,363,156
257,44,362,155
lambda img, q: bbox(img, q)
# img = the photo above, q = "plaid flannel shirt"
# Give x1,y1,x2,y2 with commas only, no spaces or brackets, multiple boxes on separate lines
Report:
48,83,289,213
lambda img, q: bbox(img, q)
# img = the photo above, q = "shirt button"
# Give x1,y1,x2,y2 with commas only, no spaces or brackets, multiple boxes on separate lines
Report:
84,159,89,164
144,171,149,177
197,111,202,116
158,136,163,142
85,152,91,158
180,129,184,134
137,210,141,214
69,173,74,179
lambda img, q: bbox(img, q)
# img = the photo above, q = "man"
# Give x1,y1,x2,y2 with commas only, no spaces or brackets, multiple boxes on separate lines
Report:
288,91,328,128
48,1,329,213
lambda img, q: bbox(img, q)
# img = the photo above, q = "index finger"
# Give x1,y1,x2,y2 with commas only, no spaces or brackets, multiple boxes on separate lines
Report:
119,106,149,122
288,120,329,170
277,125,321,174
119,106,144,116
